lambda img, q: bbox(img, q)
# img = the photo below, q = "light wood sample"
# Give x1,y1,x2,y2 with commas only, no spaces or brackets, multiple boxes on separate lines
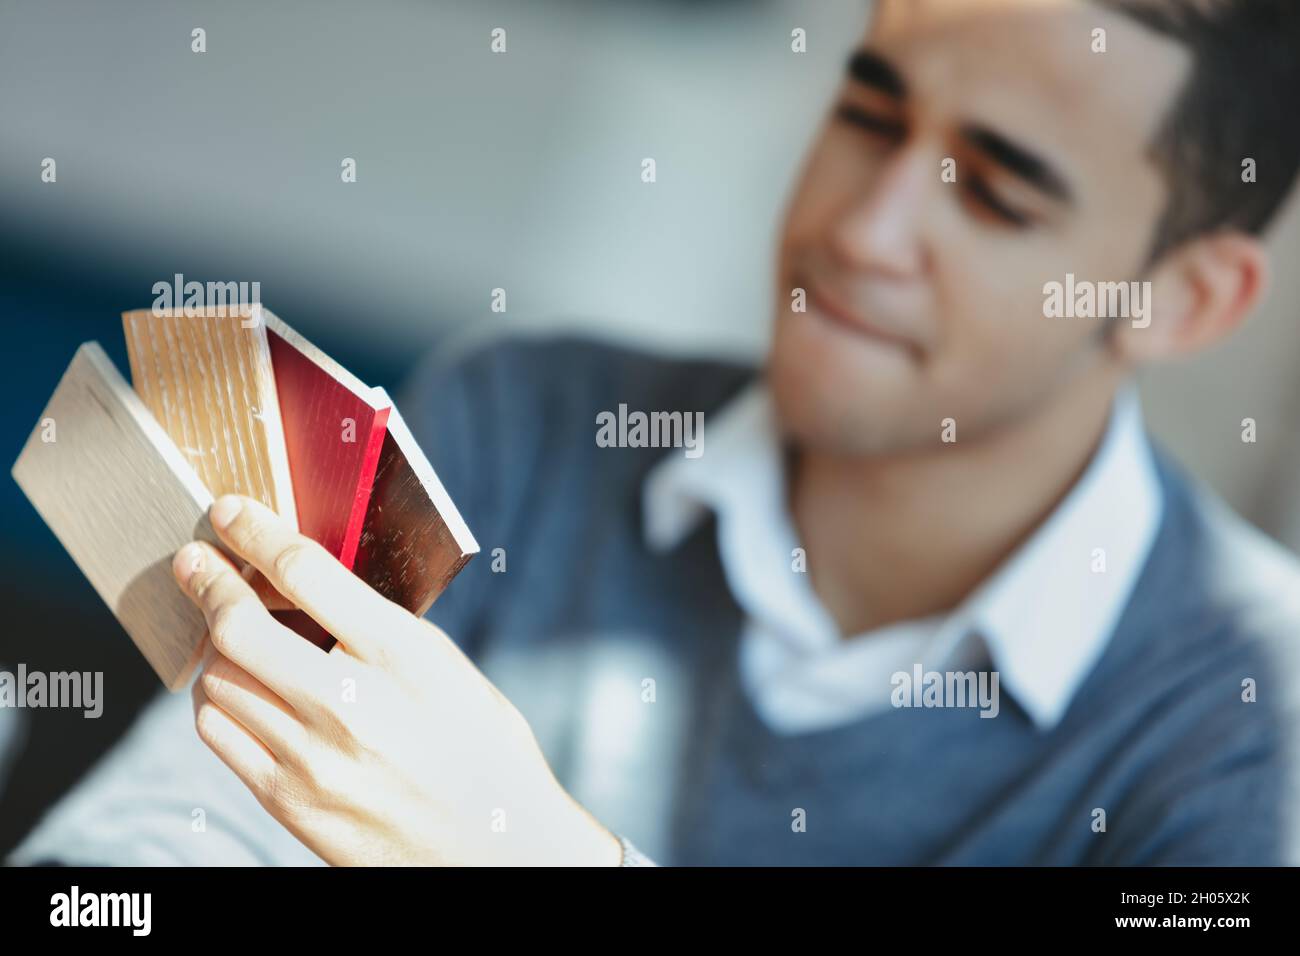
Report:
122,308,297,528
354,388,479,617
262,310,390,569
11,343,235,691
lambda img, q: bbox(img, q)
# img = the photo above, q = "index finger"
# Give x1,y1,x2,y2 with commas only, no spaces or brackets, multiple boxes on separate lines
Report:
208,494,413,664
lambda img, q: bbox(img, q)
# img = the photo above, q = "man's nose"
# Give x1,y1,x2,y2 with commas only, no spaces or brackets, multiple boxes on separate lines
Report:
828,144,933,280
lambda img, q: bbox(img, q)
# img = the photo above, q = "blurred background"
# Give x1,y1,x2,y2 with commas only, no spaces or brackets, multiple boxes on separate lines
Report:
1,0,1298,856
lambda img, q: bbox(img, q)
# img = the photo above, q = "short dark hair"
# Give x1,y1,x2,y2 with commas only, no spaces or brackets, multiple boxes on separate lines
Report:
1096,0,1300,264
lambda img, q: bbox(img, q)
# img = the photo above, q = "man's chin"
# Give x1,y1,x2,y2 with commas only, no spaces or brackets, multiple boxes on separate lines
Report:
768,365,925,458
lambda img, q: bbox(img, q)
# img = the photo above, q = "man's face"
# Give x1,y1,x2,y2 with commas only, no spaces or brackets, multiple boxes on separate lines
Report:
769,0,1190,454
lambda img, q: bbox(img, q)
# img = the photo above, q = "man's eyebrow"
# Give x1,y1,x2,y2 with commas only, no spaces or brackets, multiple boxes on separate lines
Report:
847,49,906,98
962,125,1074,203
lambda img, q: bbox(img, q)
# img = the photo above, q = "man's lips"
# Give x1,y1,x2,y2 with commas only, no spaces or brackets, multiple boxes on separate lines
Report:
803,278,920,355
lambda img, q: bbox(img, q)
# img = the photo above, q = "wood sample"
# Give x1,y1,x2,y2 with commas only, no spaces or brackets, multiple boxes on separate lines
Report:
354,388,479,616
11,343,233,691
262,311,390,569
122,308,298,528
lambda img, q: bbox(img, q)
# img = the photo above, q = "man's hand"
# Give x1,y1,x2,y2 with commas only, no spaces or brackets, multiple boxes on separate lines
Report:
171,494,621,867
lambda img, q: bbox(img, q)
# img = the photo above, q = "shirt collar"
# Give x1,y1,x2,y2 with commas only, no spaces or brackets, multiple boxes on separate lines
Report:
642,378,1164,732
956,383,1164,728
643,382,779,552
643,383,839,645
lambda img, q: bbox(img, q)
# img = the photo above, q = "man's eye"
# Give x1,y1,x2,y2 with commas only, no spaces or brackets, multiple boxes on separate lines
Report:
965,175,1032,227
835,104,905,140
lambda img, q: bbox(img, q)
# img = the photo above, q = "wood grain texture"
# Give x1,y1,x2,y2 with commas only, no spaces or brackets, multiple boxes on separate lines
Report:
11,343,234,691
122,308,297,528
263,311,390,569
354,389,479,617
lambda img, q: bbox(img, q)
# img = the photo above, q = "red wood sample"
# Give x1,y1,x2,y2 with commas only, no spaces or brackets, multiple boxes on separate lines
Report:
262,311,390,569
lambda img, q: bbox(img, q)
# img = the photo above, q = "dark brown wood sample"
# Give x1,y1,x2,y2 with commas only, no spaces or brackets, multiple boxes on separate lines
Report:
354,388,479,616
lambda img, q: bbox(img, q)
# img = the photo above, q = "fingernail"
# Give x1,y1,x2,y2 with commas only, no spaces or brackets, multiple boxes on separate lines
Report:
174,543,205,586
210,495,243,530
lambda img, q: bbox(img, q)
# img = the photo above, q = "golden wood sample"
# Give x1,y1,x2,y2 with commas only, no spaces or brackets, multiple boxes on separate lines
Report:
122,307,297,528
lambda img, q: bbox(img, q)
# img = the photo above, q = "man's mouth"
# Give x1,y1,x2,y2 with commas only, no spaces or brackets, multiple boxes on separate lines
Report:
803,276,921,357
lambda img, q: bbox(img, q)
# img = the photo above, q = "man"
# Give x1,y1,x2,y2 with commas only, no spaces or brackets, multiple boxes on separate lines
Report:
11,0,1300,865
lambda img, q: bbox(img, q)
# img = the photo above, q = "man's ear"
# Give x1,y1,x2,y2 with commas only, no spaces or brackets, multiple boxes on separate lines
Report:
1111,231,1270,363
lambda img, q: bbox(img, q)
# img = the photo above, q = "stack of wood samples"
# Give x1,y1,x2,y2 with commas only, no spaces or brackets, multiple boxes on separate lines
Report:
12,306,478,689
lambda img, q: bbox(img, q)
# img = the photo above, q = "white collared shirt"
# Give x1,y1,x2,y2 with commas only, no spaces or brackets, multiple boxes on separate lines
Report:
643,380,1164,735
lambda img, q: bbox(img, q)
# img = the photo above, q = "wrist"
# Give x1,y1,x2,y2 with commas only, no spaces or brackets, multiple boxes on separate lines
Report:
505,786,622,866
